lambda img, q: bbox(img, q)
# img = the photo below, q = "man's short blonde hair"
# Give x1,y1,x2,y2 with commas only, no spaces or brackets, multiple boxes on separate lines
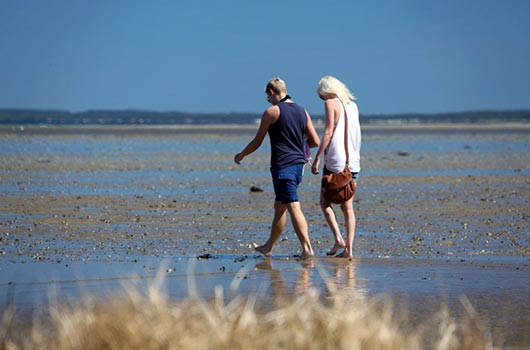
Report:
317,75,355,103
266,77,287,95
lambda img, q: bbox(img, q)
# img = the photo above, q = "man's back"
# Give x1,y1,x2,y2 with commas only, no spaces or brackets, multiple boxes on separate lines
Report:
268,101,307,170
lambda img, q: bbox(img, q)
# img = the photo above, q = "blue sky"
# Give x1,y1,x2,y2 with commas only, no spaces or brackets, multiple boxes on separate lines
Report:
1,0,529,115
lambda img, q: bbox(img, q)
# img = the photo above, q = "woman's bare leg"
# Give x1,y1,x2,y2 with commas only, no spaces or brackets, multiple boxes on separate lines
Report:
320,193,345,255
336,198,355,258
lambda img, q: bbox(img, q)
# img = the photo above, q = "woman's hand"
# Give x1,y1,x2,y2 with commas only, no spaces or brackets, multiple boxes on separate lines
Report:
311,157,320,174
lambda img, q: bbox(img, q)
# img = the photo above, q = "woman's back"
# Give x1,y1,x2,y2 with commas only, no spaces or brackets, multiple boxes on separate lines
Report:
324,99,361,173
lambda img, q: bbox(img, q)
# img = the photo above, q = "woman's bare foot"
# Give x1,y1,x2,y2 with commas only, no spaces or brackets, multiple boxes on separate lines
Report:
253,243,272,257
335,250,353,259
326,241,346,256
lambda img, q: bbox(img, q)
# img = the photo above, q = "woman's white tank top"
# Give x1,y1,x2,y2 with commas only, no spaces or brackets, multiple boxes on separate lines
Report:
324,100,361,173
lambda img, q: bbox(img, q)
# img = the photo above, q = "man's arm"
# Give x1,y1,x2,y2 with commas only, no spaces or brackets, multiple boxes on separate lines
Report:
305,110,320,148
234,106,278,164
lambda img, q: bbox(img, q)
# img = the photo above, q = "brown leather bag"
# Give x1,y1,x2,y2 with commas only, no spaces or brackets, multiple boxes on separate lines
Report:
321,101,356,204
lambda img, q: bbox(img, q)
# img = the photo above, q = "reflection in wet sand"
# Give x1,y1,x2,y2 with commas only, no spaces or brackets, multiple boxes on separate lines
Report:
253,258,367,308
324,259,367,305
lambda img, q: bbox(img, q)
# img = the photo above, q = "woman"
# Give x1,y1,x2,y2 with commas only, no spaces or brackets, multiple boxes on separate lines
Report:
311,76,361,258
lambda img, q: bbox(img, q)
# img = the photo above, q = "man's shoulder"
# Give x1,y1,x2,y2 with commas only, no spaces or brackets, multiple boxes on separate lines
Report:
259,105,279,126
264,105,281,118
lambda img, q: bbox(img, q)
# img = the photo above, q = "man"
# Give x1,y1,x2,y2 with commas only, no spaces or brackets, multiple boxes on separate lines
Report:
234,77,320,260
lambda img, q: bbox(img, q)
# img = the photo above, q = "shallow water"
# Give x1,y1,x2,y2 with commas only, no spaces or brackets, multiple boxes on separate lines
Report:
1,255,527,311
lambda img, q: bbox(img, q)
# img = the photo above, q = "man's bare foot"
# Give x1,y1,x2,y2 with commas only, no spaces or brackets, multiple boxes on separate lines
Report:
335,250,353,259
299,250,314,261
254,259,273,270
253,243,272,257
326,241,346,256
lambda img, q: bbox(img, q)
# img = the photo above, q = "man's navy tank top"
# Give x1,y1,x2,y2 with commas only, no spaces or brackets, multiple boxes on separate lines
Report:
268,101,307,170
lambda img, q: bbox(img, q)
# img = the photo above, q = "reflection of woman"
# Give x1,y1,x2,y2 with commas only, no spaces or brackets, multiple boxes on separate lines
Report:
311,76,361,258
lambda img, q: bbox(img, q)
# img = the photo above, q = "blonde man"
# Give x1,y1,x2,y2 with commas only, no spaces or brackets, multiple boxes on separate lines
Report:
235,77,320,260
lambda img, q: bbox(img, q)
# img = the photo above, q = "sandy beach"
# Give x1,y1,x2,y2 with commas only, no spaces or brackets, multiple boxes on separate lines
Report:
0,123,529,346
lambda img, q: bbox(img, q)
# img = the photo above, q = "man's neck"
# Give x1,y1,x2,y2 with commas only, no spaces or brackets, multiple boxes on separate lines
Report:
279,94,291,103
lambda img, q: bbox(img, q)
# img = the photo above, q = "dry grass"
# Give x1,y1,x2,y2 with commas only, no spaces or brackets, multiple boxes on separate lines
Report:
1,284,509,350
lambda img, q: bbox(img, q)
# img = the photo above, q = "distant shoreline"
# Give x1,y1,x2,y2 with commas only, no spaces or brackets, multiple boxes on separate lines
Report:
1,122,529,136
1,109,529,126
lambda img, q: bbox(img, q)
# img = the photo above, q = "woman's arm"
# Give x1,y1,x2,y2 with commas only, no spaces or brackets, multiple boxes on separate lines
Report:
311,99,339,174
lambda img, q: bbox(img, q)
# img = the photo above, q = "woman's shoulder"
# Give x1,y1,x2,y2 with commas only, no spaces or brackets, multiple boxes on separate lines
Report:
324,97,341,109
327,97,341,104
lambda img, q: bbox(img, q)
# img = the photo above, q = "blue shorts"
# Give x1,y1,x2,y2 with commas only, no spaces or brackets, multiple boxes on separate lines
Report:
271,163,304,204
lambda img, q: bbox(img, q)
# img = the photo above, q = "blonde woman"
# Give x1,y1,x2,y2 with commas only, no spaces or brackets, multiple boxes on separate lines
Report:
311,76,361,258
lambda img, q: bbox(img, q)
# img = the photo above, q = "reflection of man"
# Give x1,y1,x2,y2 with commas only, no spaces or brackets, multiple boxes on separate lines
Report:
254,259,315,306
294,260,315,296
254,260,288,307
235,77,320,260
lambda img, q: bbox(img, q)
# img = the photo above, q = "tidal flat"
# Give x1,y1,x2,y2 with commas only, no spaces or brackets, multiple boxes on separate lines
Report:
0,123,529,347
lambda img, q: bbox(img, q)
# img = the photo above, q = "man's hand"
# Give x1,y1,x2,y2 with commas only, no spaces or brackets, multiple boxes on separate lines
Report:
234,152,244,164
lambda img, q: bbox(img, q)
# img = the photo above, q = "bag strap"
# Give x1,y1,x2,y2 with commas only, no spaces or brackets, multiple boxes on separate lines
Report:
341,101,349,168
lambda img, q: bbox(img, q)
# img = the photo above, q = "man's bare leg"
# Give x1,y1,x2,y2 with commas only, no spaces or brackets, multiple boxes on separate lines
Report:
254,201,287,257
286,201,314,260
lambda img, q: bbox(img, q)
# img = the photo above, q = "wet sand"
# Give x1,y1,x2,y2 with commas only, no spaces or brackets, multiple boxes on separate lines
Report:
0,123,529,345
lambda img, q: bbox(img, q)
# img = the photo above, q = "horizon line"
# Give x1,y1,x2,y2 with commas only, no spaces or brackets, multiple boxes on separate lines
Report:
1,107,530,117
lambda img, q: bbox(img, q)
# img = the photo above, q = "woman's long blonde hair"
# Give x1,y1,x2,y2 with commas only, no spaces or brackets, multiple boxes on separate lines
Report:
317,75,355,103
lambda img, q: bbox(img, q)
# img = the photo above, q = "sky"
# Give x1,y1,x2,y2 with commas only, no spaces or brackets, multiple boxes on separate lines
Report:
1,0,529,115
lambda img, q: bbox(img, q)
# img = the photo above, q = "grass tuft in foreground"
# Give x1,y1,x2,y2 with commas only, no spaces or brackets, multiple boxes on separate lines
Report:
0,280,511,350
